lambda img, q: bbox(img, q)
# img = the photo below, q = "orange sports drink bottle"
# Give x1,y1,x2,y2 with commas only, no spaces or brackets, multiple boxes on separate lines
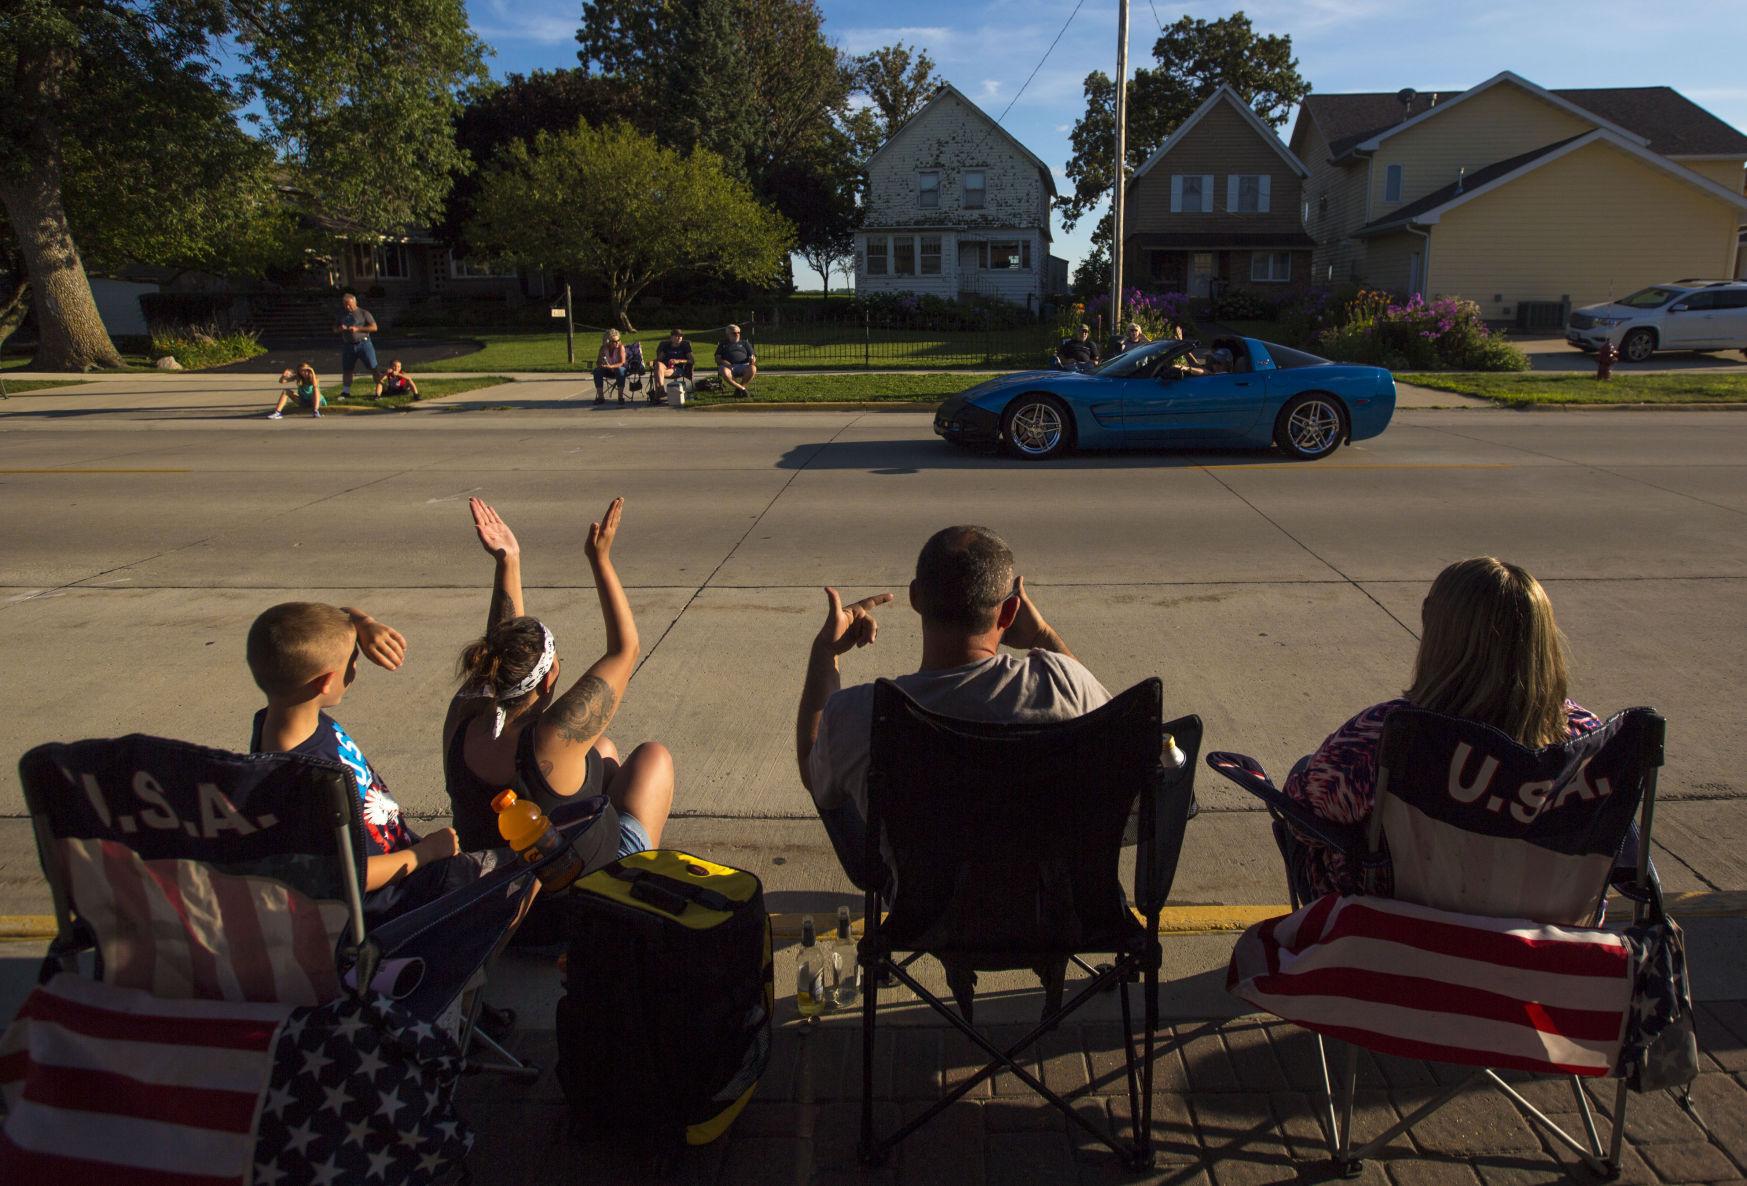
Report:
491,789,584,892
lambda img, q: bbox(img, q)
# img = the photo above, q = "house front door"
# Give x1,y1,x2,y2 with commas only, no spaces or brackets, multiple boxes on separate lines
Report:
1189,253,1214,298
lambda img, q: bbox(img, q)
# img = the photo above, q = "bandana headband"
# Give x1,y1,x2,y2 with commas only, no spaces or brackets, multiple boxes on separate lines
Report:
463,622,557,738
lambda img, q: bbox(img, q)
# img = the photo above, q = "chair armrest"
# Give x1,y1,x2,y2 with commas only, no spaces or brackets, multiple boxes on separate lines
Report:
1204,751,1365,856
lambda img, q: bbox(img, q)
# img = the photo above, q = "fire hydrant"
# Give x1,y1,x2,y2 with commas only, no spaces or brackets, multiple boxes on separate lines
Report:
1594,340,1618,381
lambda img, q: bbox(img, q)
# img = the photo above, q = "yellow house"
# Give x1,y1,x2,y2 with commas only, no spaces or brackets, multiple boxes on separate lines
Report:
1292,72,1747,323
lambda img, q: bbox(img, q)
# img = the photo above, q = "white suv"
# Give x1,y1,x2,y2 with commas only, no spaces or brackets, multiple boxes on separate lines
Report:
1566,280,1747,362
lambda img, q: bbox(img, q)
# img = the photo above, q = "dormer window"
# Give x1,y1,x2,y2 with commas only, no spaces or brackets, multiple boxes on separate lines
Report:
963,170,986,210
918,171,940,210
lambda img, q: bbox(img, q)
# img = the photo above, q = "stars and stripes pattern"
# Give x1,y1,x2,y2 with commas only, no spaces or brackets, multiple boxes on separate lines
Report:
252,992,473,1185
1228,894,1634,1077
0,973,292,1183
62,836,351,1007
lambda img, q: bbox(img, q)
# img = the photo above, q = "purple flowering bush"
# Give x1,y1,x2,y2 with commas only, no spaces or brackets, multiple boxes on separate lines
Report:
1077,288,1192,343
1317,291,1528,371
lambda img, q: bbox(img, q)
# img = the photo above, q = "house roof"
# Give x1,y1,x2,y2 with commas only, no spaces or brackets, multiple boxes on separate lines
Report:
866,82,1056,199
1130,85,1308,184
1356,128,1747,236
1128,231,1317,250
1301,76,1747,161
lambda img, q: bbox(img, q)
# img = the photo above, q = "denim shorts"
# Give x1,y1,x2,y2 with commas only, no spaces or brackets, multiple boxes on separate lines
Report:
342,339,378,373
616,813,653,858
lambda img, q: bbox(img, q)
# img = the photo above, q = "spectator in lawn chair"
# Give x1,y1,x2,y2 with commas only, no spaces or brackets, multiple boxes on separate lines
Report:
1055,324,1100,372
593,329,629,405
374,359,419,400
1284,557,1601,897
1113,323,1150,354
796,526,1111,888
715,324,757,395
654,329,694,390
443,496,673,867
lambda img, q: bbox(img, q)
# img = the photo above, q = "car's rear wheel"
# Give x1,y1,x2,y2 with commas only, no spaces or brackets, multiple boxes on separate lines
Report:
1003,394,1071,460
1274,394,1346,461
1620,328,1656,363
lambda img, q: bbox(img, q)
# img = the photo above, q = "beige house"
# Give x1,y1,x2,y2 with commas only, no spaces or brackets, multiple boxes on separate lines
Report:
1291,72,1747,321
1123,85,1315,297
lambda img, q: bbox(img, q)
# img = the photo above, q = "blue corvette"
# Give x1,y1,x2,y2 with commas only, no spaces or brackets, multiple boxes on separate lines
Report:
933,336,1396,461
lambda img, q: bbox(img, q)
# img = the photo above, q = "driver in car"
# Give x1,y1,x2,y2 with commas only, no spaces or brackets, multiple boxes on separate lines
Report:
1178,345,1233,377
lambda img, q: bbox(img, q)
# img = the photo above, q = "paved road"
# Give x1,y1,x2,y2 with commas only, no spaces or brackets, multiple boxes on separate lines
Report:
1,388,1743,892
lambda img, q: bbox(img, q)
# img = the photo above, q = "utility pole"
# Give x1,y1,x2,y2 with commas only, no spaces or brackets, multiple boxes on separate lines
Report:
564,282,575,366
1110,0,1130,336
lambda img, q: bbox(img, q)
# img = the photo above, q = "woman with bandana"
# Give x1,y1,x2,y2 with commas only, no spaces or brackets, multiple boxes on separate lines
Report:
442,496,674,863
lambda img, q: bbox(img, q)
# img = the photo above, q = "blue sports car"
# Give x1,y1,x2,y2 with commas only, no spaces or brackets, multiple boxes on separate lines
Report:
933,336,1396,461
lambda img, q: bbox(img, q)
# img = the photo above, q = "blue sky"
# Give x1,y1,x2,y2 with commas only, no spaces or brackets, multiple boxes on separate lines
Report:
469,0,1747,273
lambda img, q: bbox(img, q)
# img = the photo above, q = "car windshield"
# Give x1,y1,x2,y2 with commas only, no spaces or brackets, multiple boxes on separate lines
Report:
1615,287,1682,309
1093,339,1192,378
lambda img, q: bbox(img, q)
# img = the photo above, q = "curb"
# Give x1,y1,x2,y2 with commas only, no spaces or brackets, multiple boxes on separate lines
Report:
687,401,936,413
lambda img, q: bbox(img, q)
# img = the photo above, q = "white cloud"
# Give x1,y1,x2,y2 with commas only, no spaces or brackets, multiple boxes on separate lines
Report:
1055,122,1072,132
980,79,1002,99
475,0,576,46
833,25,958,57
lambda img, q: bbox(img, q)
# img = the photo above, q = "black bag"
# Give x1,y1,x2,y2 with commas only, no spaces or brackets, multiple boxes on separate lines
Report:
555,850,773,1148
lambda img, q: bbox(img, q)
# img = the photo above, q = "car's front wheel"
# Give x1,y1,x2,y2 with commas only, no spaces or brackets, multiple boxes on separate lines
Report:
1620,328,1656,363
1003,394,1071,460
1274,394,1346,461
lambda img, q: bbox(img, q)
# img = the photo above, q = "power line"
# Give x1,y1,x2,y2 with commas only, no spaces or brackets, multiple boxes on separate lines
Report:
992,0,1090,128
1147,0,1165,32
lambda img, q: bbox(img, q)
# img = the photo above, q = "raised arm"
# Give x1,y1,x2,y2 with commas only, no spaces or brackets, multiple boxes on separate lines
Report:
796,587,890,793
469,497,524,631
999,575,1075,659
536,498,638,784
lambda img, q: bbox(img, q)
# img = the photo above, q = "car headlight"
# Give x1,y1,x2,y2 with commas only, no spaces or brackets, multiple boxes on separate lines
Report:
1588,316,1626,327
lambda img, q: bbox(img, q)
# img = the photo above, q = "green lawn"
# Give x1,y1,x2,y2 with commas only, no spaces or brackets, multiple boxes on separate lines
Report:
324,375,515,412
0,379,89,395
2,356,154,371
1397,372,1747,405
421,327,1053,373
687,372,996,407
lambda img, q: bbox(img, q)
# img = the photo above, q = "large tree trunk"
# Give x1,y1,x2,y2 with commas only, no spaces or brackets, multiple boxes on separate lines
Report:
0,44,124,372
0,273,29,353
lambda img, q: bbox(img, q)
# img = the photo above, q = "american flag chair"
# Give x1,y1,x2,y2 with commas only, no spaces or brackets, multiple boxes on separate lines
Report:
2,734,548,1185
1210,706,1678,1179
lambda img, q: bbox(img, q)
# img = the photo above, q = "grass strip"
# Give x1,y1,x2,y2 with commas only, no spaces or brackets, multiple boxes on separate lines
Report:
420,330,1051,373
322,375,516,412
1396,371,1747,405
0,379,90,395
686,371,993,406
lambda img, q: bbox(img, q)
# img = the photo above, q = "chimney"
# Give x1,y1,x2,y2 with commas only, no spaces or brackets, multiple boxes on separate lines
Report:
1395,87,1418,123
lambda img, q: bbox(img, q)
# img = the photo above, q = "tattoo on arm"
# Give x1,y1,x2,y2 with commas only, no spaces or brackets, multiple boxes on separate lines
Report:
547,675,617,744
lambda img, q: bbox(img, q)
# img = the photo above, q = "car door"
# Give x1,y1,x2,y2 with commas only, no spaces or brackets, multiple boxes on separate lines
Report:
1121,352,1262,443
1662,291,1718,347
1710,290,1747,346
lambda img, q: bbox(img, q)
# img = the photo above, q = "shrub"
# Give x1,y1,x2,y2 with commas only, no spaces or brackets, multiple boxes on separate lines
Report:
1314,292,1527,372
1212,287,1279,321
151,324,265,370
1082,288,1192,342
139,292,242,332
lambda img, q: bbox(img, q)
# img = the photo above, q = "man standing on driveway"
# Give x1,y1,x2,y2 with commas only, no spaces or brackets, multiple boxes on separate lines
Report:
335,293,379,398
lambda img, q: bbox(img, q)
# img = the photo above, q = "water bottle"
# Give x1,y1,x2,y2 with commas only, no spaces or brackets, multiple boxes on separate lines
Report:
831,905,861,1008
491,789,583,892
796,915,826,1018
1164,732,1187,773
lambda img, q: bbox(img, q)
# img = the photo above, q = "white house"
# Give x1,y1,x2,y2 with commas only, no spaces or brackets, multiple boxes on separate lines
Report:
855,84,1068,308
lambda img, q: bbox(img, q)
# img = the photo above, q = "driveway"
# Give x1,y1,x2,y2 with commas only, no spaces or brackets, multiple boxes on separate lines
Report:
1516,334,1747,373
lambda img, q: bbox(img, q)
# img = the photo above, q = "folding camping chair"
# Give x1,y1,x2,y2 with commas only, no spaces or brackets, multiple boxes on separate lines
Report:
855,679,1201,1171
1209,706,1672,1179
3,734,557,1184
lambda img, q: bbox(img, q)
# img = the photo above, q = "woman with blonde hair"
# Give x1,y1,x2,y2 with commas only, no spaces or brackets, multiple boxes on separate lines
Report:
268,362,324,419
1283,556,1600,895
593,327,628,405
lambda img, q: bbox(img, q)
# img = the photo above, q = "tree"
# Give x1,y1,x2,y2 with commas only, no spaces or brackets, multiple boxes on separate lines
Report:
850,43,942,140
767,153,859,292
1059,11,1310,234
468,121,793,330
0,0,484,371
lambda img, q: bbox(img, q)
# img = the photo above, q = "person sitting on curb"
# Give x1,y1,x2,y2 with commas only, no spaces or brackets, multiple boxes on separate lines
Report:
269,362,324,420
715,325,757,396
594,329,629,405
795,525,1110,891
1055,324,1100,372
374,359,419,400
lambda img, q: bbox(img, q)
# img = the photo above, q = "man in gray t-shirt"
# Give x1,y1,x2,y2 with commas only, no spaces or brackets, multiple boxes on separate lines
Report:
795,525,1110,888
335,293,379,396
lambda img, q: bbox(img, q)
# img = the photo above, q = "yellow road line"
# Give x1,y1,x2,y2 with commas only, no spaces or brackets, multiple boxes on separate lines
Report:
0,467,191,475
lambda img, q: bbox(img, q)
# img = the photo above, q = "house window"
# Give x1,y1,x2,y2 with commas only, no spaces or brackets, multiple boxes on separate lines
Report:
989,241,1027,270
1385,164,1403,203
1171,174,1213,213
918,171,940,210
920,235,942,275
893,236,916,276
1318,194,1329,219
1250,251,1292,283
349,242,410,280
963,170,986,210
449,252,515,279
865,238,888,276
1230,174,1270,213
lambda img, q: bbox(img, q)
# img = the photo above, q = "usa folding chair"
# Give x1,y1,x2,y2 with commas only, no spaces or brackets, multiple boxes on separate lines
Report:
855,679,1201,1172
4,734,555,1183
1210,706,1670,1179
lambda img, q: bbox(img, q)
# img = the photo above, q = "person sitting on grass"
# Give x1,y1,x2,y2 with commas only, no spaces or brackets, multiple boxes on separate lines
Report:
654,329,694,391
374,359,419,400
1283,557,1601,898
593,329,628,405
715,324,757,396
268,362,323,420
443,496,674,869
247,602,478,922
1055,324,1100,372
796,525,1110,890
